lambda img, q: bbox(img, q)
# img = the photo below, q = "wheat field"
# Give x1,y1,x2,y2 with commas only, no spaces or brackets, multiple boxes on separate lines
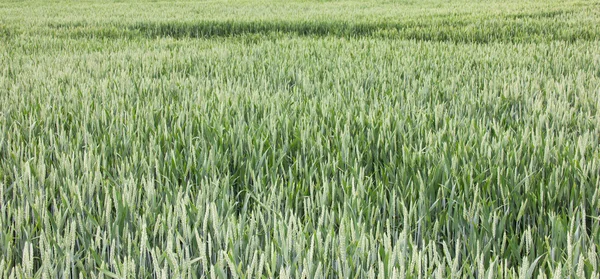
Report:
1,0,600,278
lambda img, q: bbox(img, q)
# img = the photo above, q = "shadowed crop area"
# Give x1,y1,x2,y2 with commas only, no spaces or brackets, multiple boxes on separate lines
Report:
1,0,600,278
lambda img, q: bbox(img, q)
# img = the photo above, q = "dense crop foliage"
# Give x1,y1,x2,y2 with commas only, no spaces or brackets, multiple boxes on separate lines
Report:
1,0,599,278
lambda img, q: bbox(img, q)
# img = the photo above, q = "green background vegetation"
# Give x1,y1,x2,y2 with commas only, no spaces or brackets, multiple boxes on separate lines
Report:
1,0,599,278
